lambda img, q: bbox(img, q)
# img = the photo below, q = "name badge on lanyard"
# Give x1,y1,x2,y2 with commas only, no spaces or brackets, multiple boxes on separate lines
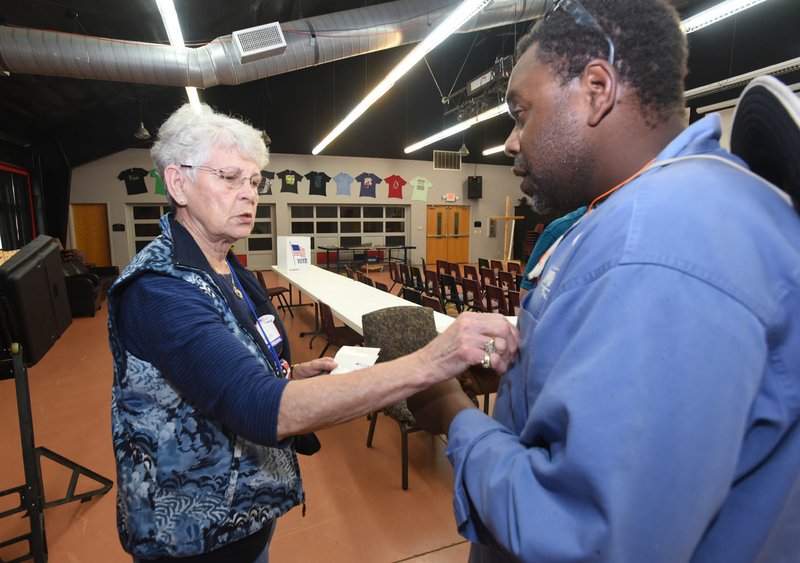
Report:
256,314,283,347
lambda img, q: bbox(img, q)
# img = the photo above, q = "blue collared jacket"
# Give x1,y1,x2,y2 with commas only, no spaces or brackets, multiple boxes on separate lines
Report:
447,115,800,562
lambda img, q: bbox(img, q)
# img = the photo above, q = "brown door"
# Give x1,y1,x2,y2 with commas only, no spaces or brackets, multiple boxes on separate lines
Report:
426,205,470,265
72,203,112,266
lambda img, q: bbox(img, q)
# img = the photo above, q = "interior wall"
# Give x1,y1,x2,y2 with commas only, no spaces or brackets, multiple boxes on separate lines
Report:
70,149,524,269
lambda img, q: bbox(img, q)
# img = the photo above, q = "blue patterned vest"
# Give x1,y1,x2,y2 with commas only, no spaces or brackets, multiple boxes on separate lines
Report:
107,215,302,559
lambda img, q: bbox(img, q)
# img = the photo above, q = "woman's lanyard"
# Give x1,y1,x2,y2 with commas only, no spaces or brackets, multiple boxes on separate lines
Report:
529,158,657,281
226,259,288,378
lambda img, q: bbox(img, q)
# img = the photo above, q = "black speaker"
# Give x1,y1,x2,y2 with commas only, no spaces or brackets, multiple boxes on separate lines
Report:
467,175,482,199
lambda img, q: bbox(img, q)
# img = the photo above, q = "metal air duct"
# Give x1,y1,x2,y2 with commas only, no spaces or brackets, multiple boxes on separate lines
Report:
0,0,545,89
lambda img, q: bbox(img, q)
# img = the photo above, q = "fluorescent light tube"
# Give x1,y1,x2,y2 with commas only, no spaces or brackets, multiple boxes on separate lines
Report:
405,102,507,153
155,0,203,111
482,145,506,156
312,0,491,155
681,0,771,34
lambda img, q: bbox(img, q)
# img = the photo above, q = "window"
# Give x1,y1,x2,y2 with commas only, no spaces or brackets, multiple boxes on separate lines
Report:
288,204,410,250
0,165,35,250
247,203,275,253
131,204,170,253
130,203,277,258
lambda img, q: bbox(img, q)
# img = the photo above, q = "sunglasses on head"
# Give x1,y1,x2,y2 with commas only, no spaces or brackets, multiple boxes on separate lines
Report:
541,0,616,66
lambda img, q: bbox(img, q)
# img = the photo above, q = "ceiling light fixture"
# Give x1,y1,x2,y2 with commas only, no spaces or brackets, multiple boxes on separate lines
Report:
312,0,491,155
457,142,470,157
482,144,505,156
405,102,507,153
133,101,151,140
681,0,771,34
155,0,203,113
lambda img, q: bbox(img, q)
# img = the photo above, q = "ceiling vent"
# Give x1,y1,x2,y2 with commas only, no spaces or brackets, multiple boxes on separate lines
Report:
433,150,462,171
232,22,287,64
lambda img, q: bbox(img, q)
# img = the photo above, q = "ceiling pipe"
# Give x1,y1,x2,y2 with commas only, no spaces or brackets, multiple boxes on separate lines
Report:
0,0,544,89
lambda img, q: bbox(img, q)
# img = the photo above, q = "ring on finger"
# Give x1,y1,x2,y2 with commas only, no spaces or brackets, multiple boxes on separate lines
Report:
484,338,496,354
481,351,491,369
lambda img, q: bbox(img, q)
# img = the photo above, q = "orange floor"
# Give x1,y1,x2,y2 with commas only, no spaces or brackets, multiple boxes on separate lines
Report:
0,270,476,562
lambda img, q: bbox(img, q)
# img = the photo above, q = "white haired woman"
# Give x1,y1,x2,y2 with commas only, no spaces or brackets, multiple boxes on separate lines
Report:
107,103,519,562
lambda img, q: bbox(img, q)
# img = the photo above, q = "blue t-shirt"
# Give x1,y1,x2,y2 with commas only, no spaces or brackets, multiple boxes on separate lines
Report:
333,172,354,196
355,172,382,198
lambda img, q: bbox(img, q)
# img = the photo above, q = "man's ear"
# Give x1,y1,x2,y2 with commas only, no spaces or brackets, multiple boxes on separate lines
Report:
582,59,617,127
164,164,188,205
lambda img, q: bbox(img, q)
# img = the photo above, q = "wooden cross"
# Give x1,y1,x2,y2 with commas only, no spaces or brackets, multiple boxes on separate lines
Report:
489,196,524,261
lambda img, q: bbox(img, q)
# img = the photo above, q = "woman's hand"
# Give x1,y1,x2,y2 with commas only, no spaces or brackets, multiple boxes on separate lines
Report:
292,356,337,379
416,312,519,383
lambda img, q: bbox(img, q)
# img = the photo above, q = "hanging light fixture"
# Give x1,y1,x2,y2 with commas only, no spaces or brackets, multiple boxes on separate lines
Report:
133,101,151,141
312,0,492,154
457,141,470,157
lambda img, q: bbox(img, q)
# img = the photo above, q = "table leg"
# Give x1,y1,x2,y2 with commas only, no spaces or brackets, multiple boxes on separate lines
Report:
283,282,313,310
300,302,322,343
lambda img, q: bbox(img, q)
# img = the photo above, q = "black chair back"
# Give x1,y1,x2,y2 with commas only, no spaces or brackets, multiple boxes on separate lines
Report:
420,293,443,313
424,269,442,299
460,277,485,312
399,263,413,287
401,287,423,304
462,264,479,282
479,267,497,290
439,273,463,314
410,265,426,292
484,283,509,315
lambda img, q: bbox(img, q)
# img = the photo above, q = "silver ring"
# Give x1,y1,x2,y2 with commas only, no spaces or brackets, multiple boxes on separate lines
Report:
481,352,491,369
484,338,496,355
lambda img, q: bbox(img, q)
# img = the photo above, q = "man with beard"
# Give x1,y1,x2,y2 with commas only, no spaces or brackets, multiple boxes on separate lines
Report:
408,0,800,561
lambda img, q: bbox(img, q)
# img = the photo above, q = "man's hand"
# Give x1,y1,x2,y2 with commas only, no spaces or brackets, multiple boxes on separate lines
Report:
407,378,477,435
458,365,501,398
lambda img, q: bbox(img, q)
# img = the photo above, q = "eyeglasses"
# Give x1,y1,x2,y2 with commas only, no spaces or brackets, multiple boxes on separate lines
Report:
543,0,615,66
180,164,262,191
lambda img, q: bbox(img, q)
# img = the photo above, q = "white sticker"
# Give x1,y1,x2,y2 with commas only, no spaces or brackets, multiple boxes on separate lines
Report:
257,314,283,346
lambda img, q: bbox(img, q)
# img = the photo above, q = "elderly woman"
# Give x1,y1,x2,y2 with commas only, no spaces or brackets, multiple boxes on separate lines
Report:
107,103,518,562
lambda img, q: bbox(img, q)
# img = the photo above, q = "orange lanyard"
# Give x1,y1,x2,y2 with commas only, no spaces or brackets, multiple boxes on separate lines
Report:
585,157,656,214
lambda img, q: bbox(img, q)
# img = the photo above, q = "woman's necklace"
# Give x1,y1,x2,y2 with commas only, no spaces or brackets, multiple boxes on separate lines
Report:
218,261,243,298
228,273,244,299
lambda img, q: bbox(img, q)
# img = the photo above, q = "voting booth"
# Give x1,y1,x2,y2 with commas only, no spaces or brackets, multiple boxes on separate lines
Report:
277,236,311,271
